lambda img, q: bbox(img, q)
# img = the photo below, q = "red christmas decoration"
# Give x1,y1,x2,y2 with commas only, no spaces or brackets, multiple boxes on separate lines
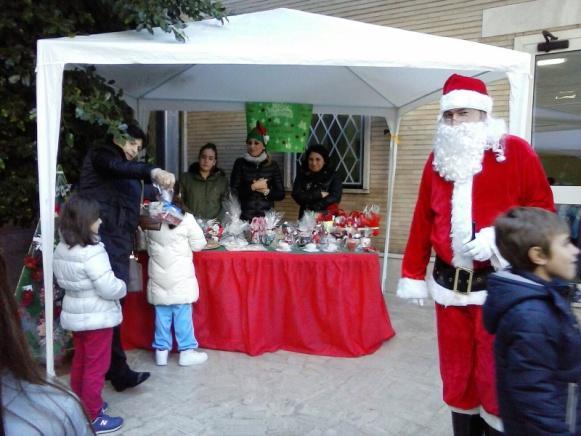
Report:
21,290,34,307
31,269,44,282
23,255,40,270
256,121,268,136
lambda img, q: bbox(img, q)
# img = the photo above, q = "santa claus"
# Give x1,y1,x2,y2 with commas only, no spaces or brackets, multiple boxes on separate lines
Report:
396,74,554,435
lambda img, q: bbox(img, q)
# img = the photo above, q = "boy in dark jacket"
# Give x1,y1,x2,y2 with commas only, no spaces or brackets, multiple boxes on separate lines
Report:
483,207,581,435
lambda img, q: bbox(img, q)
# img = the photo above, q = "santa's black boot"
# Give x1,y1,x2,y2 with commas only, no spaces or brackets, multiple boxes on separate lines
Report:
451,412,485,436
483,422,503,436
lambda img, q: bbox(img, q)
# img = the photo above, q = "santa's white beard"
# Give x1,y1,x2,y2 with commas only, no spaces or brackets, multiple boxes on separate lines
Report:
432,118,506,268
432,118,507,183
432,122,488,183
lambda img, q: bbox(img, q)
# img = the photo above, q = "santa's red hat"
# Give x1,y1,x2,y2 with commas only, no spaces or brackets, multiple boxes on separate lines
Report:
440,74,493,115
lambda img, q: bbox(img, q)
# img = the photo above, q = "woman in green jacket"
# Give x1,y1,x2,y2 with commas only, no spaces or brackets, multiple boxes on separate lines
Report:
180,143,229,220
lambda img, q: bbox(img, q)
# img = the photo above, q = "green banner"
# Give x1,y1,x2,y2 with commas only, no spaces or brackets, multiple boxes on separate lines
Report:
246,102,313,153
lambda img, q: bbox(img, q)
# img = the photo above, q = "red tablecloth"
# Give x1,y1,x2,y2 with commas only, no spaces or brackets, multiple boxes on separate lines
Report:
121,250,395,357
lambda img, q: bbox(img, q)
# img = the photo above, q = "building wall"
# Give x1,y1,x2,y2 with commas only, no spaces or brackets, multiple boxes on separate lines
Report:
185,112,390,224
185,0,581,253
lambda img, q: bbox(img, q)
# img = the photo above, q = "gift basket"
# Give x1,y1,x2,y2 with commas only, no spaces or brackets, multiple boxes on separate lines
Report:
221,194,250,249
138,185,181,231
139,200,162,231
250,210,283,247
197,218,224,249
315,204,382,253
147,199,185,227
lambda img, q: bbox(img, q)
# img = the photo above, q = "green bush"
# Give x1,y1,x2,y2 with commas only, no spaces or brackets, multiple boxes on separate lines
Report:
0,0,226,226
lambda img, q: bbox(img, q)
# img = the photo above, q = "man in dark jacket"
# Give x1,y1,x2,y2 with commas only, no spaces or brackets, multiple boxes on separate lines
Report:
230,122,284,221
484,207,581,435
79,124,175,392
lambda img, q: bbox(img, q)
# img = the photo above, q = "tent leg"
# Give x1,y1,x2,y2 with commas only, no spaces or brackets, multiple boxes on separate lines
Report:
381,115,400,293
36,61,64,377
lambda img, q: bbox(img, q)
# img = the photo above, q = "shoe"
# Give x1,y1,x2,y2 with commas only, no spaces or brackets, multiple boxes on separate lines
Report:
111,370,150,392
179,349,208,366
101,401,108,414
92,412,123,434
155,349,169,366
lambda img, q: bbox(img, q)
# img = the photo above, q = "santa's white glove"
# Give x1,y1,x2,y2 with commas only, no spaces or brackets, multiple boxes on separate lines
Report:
462,227,495,262
151,168,176,190
396,278,428,307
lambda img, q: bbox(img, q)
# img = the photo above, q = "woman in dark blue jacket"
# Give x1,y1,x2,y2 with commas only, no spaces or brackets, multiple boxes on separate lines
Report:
79,124,175,392
484,270,581,435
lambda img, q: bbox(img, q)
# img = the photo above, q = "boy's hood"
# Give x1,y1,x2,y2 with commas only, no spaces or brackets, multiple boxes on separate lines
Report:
484,270,550,334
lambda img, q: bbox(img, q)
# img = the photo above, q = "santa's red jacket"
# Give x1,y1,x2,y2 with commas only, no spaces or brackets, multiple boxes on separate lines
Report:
398,134,555,306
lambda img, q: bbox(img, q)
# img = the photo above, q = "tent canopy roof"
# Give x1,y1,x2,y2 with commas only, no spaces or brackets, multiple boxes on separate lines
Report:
35,8,533,376
38,8,531,116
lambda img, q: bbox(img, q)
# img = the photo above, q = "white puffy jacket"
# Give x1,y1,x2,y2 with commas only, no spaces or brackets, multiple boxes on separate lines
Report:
146,212,206,306
53,241,126,332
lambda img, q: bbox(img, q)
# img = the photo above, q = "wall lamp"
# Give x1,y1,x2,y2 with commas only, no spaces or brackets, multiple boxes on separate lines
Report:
537,30,569,52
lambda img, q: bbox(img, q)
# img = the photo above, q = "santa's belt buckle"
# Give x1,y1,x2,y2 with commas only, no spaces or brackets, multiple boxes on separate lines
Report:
453,267,473,294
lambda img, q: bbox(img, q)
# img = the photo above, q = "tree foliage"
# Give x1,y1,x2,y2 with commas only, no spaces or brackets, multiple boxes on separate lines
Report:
0,0,226,226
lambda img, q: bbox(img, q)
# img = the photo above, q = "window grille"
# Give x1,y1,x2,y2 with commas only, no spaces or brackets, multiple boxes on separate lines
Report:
293,114,365,188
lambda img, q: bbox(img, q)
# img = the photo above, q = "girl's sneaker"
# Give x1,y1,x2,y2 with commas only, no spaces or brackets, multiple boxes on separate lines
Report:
155,349,169,366
92,412,123,434
179,349,208,366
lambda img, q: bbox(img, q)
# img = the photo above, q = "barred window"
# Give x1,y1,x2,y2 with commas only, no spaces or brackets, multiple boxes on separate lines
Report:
290,114,367,189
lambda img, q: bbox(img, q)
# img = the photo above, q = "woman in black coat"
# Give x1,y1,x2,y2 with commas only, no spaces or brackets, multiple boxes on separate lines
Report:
79,124,175,392
230,122,285,221
292,144,342,219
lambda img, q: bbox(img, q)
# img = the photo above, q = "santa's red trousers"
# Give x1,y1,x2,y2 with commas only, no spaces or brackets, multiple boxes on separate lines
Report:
435,304,499,416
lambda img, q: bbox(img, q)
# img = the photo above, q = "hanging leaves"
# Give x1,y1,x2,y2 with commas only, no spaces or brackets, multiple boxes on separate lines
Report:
0,0,228,226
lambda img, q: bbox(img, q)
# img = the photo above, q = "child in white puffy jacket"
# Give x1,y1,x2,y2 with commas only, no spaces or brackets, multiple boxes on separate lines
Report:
146,201,207,366
53,194,126,434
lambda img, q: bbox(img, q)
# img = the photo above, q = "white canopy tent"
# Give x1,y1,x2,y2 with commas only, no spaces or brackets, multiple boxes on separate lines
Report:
36,8,532,375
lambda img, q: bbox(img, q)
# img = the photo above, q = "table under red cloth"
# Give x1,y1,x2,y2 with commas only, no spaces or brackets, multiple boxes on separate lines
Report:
121,250,395,357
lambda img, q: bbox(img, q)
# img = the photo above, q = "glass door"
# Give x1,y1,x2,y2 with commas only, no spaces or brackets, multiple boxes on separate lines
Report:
516,30,581,283
532,50,581,264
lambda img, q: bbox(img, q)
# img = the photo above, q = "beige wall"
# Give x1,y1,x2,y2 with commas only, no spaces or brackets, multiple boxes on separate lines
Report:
185,0,581,253
186,112,390,229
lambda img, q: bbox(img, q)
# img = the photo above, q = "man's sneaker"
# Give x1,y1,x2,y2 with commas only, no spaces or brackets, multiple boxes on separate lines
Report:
92,412,123,434
155,349,169,366
179,349,208,366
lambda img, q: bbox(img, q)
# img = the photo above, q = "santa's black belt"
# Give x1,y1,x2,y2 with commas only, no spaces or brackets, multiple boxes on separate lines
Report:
433,257,494,294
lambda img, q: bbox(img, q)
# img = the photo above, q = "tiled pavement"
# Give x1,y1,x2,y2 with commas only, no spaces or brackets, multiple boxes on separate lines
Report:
84,295,453,436
4,228,577,435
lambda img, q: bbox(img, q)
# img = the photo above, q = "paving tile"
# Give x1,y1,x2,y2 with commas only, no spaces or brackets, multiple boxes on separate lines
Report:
60,295,453,435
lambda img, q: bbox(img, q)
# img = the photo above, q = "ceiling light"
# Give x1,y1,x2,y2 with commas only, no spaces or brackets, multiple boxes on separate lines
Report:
536,58,567,66
554,93,576,100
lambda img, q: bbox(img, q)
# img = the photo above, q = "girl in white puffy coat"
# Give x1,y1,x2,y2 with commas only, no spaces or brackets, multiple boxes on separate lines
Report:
53,194,126,434
146,201,207,366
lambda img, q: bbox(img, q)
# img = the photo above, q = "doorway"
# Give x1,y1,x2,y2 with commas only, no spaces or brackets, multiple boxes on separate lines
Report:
516,29,581,282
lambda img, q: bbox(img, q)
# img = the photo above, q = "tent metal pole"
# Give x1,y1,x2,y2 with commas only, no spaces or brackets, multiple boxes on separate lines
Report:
507,71,532,140
381,112,400,293
36,59,65,377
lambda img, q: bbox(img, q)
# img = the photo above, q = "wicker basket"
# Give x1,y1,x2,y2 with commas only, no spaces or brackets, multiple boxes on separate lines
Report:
138,214,162,231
